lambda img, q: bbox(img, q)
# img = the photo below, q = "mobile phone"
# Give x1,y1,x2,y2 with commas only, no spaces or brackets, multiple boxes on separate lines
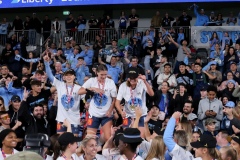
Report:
210,110,213,112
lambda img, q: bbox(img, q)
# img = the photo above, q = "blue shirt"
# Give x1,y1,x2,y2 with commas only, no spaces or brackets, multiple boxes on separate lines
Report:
106,64,122,84
63,48,74,57
66,52,82,69
194,7,209,26
78,50,94,66
75,65,90,85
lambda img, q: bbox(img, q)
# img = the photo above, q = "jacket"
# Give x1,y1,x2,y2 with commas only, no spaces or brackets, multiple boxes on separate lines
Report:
198,98,223,131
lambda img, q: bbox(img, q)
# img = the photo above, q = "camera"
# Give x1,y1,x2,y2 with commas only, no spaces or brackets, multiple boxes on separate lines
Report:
23,133,51,157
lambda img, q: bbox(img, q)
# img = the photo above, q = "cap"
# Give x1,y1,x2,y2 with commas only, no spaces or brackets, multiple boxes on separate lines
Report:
187,113,198,121
127,67,139,79
225,101,235,108
232,134,240,144
200,86,207,91
153,126,165,135
85,43,90,47
205,118,216,126
58,132,81,146
150,104,159,110
210,61,217,65
5,151,43,160
64,69,76,76
227,79,236,86
11,95,21,102
190,134,216,148
119,128,143,143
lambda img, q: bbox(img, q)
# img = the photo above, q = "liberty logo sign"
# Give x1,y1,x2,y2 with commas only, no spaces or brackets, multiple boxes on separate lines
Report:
11,0,53,4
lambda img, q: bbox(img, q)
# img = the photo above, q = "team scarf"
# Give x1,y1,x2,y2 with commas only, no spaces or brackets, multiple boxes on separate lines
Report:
15,54,40,63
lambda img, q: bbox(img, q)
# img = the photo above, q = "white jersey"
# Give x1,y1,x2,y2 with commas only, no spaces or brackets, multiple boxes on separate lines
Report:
0,149,18,159
117,79,148,118
170,145,194,160
82,77,117,117
53,78,83,125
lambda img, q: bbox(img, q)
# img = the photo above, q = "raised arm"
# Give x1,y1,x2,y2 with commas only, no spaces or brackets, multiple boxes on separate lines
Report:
43,55,55,83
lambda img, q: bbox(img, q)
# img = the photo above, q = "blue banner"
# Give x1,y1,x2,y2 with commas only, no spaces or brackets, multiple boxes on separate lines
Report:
0,0,238,8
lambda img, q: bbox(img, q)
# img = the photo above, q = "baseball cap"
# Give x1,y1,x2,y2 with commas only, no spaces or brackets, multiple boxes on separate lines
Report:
58,132,81,146
232,134,240,144
190,134,216,148
5,151,43,160
227,79,236,86
132,36,137,39
225,101,235,108
200,86,207,91
205,118,216,126
85,43,90,47
230,61,237,65
210,61,217,65
127,67,139,79
11,95,21,102
64,69,76,76
187,113,198,121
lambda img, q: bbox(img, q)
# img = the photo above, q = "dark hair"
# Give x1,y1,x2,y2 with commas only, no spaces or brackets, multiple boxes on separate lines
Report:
127,142,142,153
210,32,219,41
35,70,44,75
96,64,108,72
0,111,8,119
184,100,193,107
0,96,5,111
162,81,170,87
208,148,220,159
194,63,201,67
46,134,60,156
53,141,68,160
1,64,8,69
164,63,171,68
22,65,30,70
130,56,139,62
207,85,217,93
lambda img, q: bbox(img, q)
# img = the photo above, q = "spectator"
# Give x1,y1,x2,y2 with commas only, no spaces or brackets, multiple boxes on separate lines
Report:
209,31,220,52
0,111,22,132
178,10,192,26
147,105,163,134
52,17,61,46
219,146,237,160
0,129,19,159
118,128,143,160
163,112,194,160
230,134,240,159
65,13,76,37
190,134,219,159
130,36,141,57
0,97,6,111
193,5,209,26
161,12,174,27
224,47,239,71
151,11,161,28
42,15,52,41
221,32,233,51
127,8,139,34
79,43,94,69
119,11,128,33
208,11,216,26
198,85,223,131
118,33,128,51
216,13,225,26
145,135,166,160
226,12,237,26
216,130,230,150
76,14,86,42
28,13,41,46
23,16,30,39
12,15,23,33
74,57,90,86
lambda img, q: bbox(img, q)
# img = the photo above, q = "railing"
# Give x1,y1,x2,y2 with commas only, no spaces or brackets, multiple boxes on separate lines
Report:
0,27,191,48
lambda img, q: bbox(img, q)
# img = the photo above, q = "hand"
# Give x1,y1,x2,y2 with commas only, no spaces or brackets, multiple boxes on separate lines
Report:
232,125,240,134
43,55,50,62
135,106,142,118
144,110,152,123
23,87,30,100
205,110,212,117
121,111,126,118
188,96,192,101
110,125,118,137
14,121,22,128
92,87,105,95
12,76,18,81
172,111,182,119
138,74,147,82
174,89,179,95
209,111,217,117
105,109,112,117
63,118,71,127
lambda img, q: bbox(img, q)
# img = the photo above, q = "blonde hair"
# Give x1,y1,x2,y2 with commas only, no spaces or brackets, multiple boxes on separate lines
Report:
80,136,97,154
179,121,193,150
220,146,237,160
233,102,240,119
145,136,166,160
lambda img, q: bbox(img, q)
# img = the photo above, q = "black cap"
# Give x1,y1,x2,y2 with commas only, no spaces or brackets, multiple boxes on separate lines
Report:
64,69,76,76
119,128,143,143
190,134,216,148
200,86,207,91
232,134,240,144
58,132,81,146
127,67,139,79
11,95,21,102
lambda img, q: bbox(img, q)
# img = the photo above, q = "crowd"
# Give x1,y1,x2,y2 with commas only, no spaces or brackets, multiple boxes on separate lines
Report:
1,4,240,160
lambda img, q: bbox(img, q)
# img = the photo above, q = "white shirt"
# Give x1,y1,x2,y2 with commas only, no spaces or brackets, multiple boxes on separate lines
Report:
78,154,106,160
82,77,117,117
169,145,194,160
117,79,148,118
53,78,83,125
0,148,18,159
102,148,123,160
56,154,80,160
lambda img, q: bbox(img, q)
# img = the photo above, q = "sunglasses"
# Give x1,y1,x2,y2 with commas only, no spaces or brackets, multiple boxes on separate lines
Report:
0,115,10,120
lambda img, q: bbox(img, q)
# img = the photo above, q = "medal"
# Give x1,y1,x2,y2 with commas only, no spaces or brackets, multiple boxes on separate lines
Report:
97,79,105,106
130,105,135,111
65,84,74,111
130,87,136,111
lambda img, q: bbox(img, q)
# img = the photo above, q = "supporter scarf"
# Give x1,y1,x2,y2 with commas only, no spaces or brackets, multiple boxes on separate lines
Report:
15,54,40,63
221,37,230,51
